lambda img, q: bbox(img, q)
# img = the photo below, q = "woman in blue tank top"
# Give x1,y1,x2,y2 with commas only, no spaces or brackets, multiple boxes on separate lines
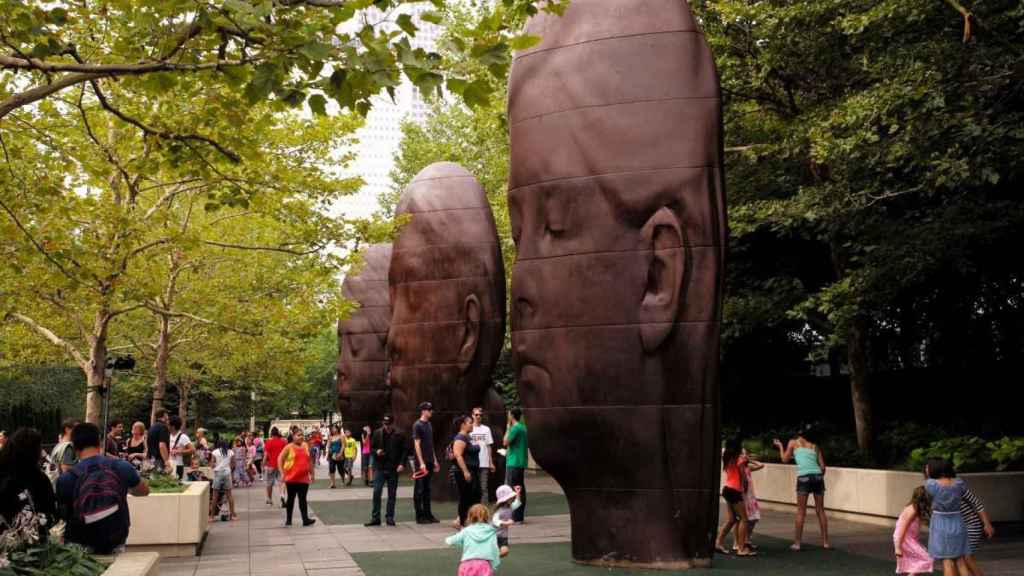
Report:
774,426,831,551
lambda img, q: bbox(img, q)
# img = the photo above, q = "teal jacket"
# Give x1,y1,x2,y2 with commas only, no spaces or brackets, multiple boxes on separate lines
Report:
444,523,501,570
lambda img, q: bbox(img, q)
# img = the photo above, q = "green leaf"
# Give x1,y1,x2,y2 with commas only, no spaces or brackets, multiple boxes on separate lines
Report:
396,14,418,37
308,94,328,116
508,34,542,51
299,41,332,61
462,79,493,108
420,10,444,25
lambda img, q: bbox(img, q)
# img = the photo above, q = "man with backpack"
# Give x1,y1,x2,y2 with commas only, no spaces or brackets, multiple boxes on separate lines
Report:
57,423,150,554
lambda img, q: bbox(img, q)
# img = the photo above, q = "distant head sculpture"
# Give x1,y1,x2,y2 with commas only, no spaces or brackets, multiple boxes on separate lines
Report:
388,162,506,497
337,243,393,433
508,0,726,569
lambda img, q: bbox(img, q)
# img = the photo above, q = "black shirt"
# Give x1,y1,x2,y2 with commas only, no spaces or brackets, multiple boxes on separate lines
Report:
454,433,480,469
0,469,57,541
371,427,408,472
147,422,169,465
412,419,435,467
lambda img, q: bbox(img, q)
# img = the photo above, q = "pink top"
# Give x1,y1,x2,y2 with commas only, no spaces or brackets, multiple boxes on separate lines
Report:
894,506,933,574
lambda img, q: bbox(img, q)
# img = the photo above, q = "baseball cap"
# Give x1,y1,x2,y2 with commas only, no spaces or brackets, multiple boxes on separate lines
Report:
418,402,433,411
382,415,393,424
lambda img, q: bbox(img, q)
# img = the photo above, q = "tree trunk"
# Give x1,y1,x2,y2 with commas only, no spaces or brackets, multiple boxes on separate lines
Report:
847,314,874,460
84,310,112,424
151,314,171,424
177,378,190,428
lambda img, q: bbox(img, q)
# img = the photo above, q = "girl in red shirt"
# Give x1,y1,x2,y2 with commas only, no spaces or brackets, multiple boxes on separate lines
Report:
715,438,756,556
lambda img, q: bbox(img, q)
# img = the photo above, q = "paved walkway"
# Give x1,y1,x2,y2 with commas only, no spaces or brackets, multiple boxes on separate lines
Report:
160,464,1023,575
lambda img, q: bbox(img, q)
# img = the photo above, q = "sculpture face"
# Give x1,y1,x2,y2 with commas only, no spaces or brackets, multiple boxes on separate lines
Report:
337,244,393,432
388,162,506,495
508,0,726,568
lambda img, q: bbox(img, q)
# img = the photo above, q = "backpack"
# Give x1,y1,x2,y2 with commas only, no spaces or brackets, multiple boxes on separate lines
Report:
69,459,129,554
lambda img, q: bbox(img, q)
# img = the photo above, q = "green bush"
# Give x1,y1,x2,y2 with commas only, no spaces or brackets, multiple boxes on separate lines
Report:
906,436,994,473
987,437,1024,472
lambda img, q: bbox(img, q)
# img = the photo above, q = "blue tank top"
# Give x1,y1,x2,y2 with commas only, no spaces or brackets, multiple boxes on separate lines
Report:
794,446,822,476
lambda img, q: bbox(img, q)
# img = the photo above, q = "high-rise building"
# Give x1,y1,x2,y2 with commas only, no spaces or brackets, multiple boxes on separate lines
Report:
334,8,441,219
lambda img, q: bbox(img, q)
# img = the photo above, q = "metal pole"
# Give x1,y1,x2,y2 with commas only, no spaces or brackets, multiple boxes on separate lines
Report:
101,369,112,456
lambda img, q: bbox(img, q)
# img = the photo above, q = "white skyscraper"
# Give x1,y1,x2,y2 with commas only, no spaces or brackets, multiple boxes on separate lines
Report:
335,8,441,219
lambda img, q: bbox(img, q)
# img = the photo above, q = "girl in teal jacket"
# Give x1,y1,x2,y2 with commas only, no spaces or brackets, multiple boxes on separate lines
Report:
445,504,501,575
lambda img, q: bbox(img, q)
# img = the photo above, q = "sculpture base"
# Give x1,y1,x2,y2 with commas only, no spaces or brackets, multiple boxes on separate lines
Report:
574,557,713,571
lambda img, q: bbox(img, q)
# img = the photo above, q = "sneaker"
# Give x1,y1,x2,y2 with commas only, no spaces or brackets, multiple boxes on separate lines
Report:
266,499,272,506
427,516,441,524
364,520,381,527
416,518,431,524
280,497,286,508
386,519,396,526
303,519,317,527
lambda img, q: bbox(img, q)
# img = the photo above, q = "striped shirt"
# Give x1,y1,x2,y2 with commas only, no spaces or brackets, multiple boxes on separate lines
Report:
960,487,985,551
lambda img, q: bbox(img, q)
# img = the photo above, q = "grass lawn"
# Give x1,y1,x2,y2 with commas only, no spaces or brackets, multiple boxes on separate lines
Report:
310,492,570,526
352,537,894,576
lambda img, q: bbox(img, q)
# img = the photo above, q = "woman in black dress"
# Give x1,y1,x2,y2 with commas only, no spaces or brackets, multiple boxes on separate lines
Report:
451,415,482,527
0,428,57,542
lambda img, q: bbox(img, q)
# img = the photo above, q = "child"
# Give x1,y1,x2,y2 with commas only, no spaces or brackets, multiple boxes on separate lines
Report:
445,504,501,576
925,458,970,576
960,482,995,576
232,437,250,487
209,437,238,521
894,486,933,575
715,438,755,556
734,447,764,551
492,485,522,556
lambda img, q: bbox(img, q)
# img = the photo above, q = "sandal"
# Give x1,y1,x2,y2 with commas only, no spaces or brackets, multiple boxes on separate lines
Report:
715,545,731,555
736,550,758,557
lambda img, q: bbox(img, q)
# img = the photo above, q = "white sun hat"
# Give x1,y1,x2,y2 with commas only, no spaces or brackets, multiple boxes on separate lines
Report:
495,484,517,505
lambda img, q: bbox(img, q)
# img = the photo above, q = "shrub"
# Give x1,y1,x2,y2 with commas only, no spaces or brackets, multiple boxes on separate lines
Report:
906,436,994,473
987,437,1024,472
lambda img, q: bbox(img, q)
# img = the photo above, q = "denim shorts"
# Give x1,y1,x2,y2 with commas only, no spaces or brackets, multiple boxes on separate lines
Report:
212,470,232,491
796,473,825,496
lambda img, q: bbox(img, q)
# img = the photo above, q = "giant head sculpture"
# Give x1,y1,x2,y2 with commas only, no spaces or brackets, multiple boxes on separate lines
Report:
508,0,726,568
338,243,394,433
388,162,506,496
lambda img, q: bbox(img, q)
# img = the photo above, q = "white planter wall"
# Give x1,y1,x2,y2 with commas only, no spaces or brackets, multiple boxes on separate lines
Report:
126,481,209,557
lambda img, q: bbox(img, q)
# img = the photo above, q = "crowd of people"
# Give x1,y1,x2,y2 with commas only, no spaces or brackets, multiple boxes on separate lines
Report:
713,426,996,576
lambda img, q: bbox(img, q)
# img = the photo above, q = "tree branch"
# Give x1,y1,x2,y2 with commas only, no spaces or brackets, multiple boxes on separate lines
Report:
0,197,85,285
4,311,89,369
202,240,322,255
144,304,261,336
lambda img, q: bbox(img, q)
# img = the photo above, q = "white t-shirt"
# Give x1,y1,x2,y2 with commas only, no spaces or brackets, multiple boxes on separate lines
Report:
170,432,191,467
470,425,494,469
212,448,233,474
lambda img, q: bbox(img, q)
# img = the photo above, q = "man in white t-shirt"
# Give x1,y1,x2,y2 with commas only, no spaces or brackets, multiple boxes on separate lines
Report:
470,406,495,503
168,415,194,480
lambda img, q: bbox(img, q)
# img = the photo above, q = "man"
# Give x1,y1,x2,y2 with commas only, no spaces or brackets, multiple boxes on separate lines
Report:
364,415,407,527
470,406,495,503
168,416,194,480
263,427,288,507
105,419,125,456
503,409,528,522
147,409,172,473
57,423,149,554
342,427,358,486
49,418,79,482
412,402,440,524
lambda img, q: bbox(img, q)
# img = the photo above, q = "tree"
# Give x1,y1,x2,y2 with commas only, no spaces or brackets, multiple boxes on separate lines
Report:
697,0,1024,457
1,75,362,423
0,0,565,121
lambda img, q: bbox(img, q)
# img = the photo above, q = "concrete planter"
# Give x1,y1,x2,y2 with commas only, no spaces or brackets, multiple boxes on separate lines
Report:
126,481,209,557
101,552,160,576
741,463,1024,525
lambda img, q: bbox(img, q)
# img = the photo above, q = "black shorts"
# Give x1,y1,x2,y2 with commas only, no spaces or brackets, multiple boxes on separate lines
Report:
797,474,825,496
721,486,744,504
329,458,343,474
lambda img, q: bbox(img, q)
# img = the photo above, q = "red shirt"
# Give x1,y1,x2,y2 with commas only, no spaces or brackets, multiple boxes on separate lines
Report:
724,455,748,492
264,437,288,469
281,443,312,484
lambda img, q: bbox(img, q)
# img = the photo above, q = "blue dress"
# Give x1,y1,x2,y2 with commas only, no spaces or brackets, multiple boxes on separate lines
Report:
926,478,969,559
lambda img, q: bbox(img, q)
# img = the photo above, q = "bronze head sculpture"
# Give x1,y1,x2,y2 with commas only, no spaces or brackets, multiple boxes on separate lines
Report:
338,243,393,433
388,162,506,498
507,0,726,568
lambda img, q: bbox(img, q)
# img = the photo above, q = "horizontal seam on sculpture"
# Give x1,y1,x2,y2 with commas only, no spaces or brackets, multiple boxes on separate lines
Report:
398,207,490,215
515,245,720,263
512,321,713,333
391,275,492,285
514,29,701,60
509,163,717,191
393,241,498,251
511,95,720,126
392,319,503,327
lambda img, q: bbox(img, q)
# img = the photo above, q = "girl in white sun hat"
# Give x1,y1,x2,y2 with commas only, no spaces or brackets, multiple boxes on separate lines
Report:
491,484,522,556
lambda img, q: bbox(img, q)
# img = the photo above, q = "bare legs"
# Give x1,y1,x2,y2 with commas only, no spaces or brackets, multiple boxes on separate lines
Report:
792,492,830,550
209,489,237,520
942,558,971,576
964,555,983,576
715,501,752,555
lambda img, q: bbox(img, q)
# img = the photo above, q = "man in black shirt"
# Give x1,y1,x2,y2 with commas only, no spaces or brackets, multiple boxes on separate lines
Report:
147,409,171,473
364,415,408,526
412,402,440,524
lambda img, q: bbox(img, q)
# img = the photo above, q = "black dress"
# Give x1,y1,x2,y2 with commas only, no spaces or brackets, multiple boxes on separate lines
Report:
0,469,57,541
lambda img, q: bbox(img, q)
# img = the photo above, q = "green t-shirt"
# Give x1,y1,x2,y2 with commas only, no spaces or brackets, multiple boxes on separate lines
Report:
505,422,528,468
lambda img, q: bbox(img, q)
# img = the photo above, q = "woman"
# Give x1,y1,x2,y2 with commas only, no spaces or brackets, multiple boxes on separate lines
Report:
0,428,57,543
125,421,148,466
451,415,482,527
715,438,756,556
327,425,343,489
361,425,373,486
774,426,831,550
278,429,316,527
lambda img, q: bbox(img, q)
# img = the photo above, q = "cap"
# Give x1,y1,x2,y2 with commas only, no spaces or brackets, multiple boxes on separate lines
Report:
495,485,517,505
418,402,433,411
382,415,393,423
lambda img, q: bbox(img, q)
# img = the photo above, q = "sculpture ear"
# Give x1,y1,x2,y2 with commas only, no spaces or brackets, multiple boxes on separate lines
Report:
458,294,481,372
639,207,686,352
